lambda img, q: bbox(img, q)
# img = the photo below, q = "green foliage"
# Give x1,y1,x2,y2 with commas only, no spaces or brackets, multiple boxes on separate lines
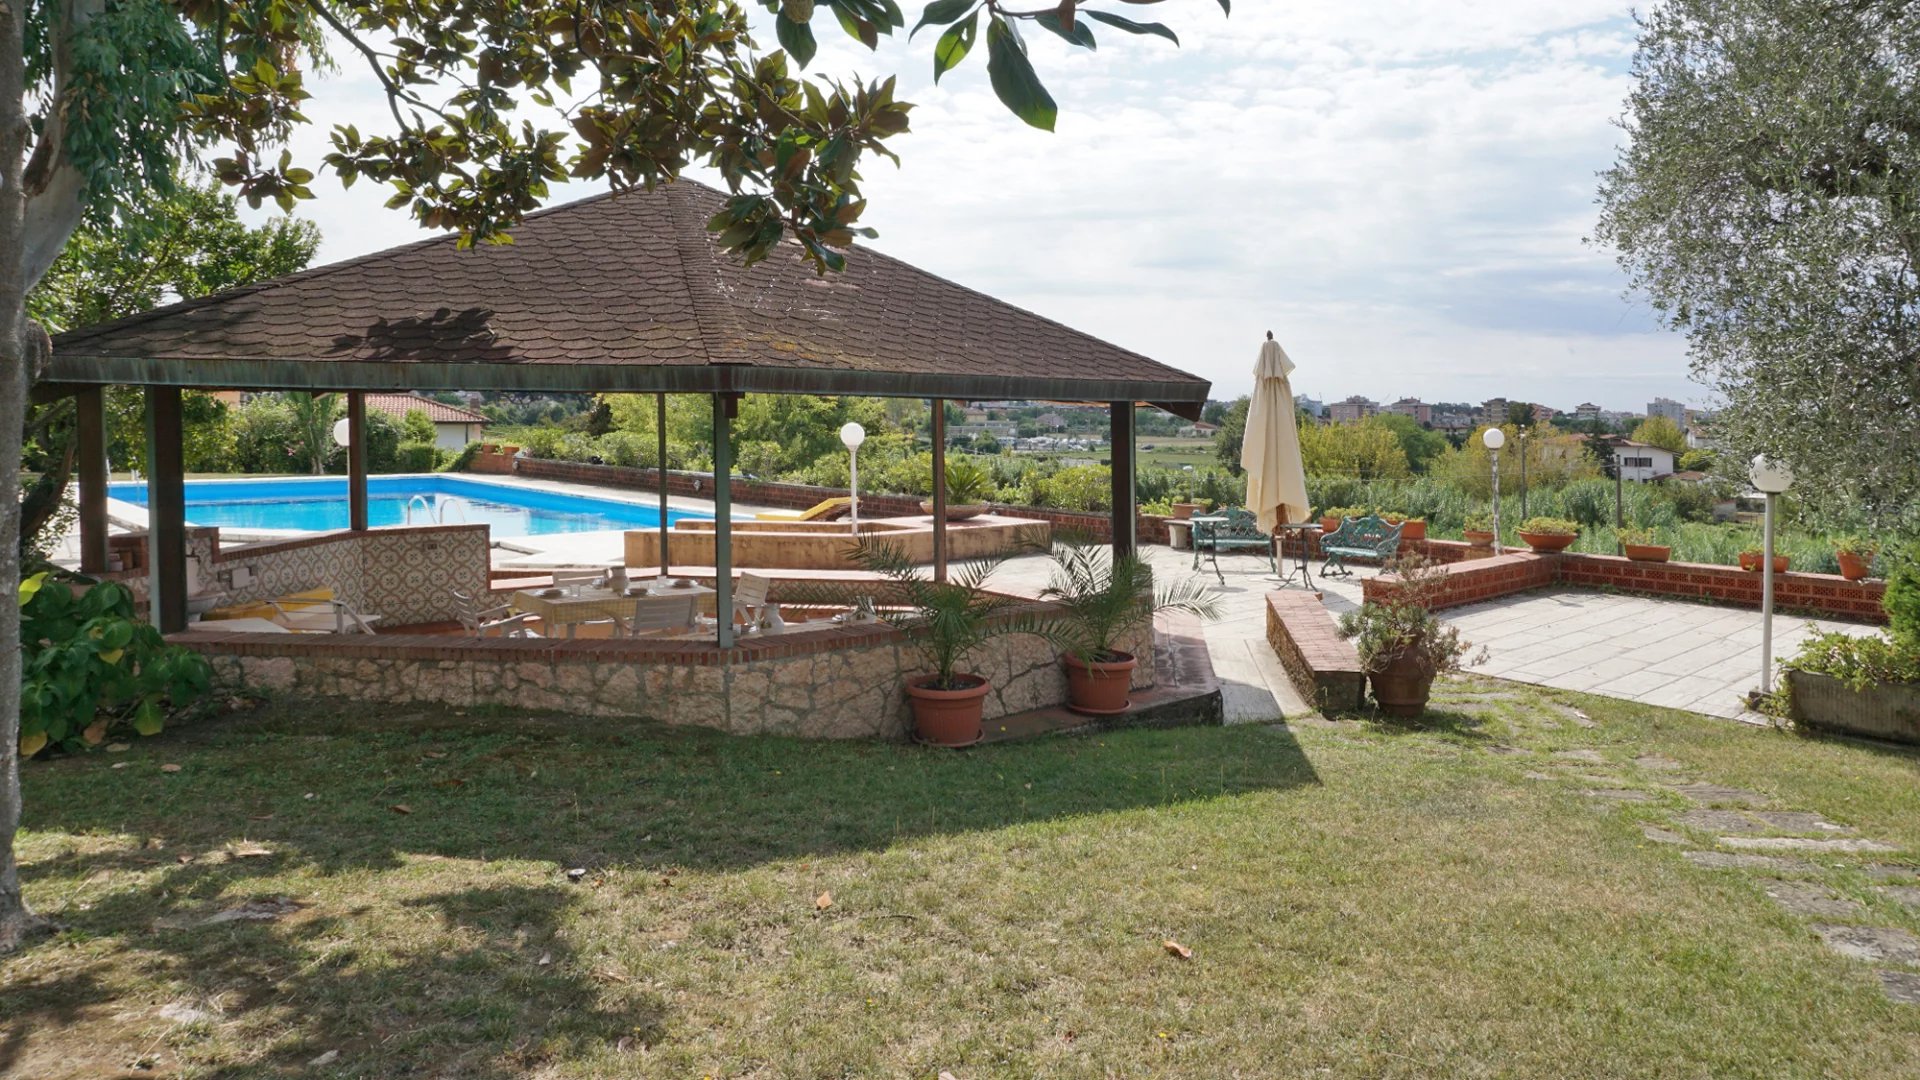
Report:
1212,397,1250,474
1464,514,1492,532
1679,448,1717,473
286,392,342,475
1595,0,1920,523
1301,417,1411,480
396,441,442,472
1519,516,1581,536
1323,506,1368,521
1885,543,1920,649
1631,416,1687,455
1022,464,1111,512
1372,413,1449,474
851,540,1035,689
936,456,994,504
18,574,211,758
401,409,438,445
1834,536,1880,559
1616,526,1660,547
1042,537,1218,663
1784,631,1920,691
362,411,403,474
1336,557,1474,676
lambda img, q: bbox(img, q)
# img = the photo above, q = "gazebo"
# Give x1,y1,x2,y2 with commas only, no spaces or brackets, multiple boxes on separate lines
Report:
33,181,1211,735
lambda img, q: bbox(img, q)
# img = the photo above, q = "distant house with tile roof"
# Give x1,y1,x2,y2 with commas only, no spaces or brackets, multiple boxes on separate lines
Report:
365,393,489,451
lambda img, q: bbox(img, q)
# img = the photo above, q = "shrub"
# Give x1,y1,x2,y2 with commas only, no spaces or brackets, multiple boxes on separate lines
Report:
19,573,211,757
1784,630,1920,691
446,440,486,472
1337,557,1476,676
1323,506,1368,521
1616,526,1659,547
1519,516,1580,536
402,408,439,444
396,441,442,472
1885,542,1920,648
363,410,403,473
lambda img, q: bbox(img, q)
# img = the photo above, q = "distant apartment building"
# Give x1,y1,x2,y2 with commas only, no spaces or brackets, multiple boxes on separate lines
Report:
1328,395,1379,423
1385,397,1431,425
1611,440,1678,482
1294,395,1325,420
1572,402,1602,423
1647,397,1688,425
1431,411,1476,435
1477,397,1510,426
1530,403,1558,423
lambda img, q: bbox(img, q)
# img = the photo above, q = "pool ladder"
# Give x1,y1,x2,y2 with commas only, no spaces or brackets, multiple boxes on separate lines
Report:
404,494,469,526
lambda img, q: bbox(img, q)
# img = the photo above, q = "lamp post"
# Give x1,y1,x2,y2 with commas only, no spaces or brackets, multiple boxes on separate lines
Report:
840,421,867,533
1751,455,1794,696
1483,427,1506,555
1516,429,1529,520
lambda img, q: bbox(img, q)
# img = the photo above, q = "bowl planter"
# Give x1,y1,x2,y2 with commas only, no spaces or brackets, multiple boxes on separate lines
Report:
1462,529,1495,548
1389,519,1427,541
1787,670,1920,745
904,675,991,746
1172,502,1203,521
1837,551,1874,581
1738,552,1790,574
918,500,989,521
1624,543,1671,563
1519,530,1576,552
1062,651,1135,715
1320,516,1341,533
1368,646,1435,718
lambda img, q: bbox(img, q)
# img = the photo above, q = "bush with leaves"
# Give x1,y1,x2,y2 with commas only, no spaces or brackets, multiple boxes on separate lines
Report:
1886,543,1920,650
396,441,442,472
1042,537,1217,663
18,574,211,758
1337,557,1477,678
851,539,1050,691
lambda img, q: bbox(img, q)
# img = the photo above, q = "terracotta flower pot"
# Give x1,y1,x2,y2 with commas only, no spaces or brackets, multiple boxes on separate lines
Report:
1624,543,1671,563
1463,529,1495,548
1837,551,1874,581
1320,516,1341,533
1519,531,1577,552
1738,552,1790,574
1063,651,1136,716
918,501,989,521
1172,503,1203,521
1369,647,1435,718
904,674,991,746
1394,519,1427,541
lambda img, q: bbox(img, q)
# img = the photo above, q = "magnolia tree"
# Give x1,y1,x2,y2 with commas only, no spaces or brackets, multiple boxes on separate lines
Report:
0,0,1226,948
1595,0,1920,524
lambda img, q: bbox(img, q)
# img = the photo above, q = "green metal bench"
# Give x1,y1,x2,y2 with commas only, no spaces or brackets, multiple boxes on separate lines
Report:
1320,514,1404,578
1191,507,1276,584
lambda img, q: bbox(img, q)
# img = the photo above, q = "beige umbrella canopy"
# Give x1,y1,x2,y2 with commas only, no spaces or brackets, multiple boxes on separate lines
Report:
1239,333,1312,535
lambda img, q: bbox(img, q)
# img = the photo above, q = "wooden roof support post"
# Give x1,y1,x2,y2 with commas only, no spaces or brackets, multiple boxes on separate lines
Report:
346,391,369,531
74,385,109,574
145,386,188,633
657,393,670,580
930,398,948,583
712,392,735,649
1110,401,1136,561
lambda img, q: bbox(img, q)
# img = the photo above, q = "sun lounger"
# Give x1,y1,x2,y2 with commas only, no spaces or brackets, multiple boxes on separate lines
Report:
755,497,851,522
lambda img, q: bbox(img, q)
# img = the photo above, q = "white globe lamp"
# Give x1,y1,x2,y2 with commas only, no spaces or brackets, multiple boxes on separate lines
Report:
331,417,352,447
1750,454,1794,696
840,422,867,531
1482,428,1506,554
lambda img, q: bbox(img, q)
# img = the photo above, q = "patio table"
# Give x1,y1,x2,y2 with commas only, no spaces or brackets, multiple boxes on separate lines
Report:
512,583,715,638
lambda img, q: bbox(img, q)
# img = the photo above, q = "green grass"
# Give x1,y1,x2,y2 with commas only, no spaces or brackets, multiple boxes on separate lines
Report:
6,685,1919,1077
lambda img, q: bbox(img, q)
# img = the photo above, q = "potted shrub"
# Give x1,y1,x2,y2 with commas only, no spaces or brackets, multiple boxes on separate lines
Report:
1782,631,1920,744
919,457,994,521
1517,516,1580,552
1835,537,1879,581
1322,505,1366,533
1337,557,1477,717
854,542,1042,746
1043,538,1218,714
1381,512,1427,542
1617,526,1671,563
1462,514,1495,548
1738,548,1790,574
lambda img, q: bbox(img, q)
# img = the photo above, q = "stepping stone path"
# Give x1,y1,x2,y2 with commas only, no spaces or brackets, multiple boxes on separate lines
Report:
1649,776,1919,1004
1553,749,1607,764
1586,789,1654,802
1633,754,1684,772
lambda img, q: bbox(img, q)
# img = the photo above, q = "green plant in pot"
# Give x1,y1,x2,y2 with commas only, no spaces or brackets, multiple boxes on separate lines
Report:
853,540,1044,746
1616,525,1671,563
919,456,994,521
1321,505,1367,533
1834,536,1879,581
1337,556,1477,717
1463,513,1495,547
1042,537,1219,715
1517,516,1580,552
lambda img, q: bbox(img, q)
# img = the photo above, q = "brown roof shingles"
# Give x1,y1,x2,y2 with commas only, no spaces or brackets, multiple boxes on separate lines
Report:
49,181,1208,408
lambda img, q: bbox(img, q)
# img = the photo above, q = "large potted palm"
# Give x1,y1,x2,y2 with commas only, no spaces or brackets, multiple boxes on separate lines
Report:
1043,538,1219,715
854,541,1043,746
1337,556,1477,717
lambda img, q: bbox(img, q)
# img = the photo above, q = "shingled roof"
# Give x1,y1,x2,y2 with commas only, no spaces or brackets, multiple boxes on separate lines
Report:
48,181,1208,416
364,393,488,424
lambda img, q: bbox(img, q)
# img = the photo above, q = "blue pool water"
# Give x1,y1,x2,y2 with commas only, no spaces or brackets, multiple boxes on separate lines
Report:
107,475,703,538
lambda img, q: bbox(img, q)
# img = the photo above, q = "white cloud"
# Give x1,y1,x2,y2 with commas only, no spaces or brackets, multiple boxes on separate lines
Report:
243,1,1699,411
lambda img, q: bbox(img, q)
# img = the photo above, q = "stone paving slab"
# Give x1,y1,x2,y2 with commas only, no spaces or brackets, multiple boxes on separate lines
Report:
1683,851,1820,874
1672,783,1772,808
1763,882,1867,920
1642,825,1688,845
1751,811,1854,834
1586,789,1654,802
1878,970,1920,1004
1674,809,1764,833
1811,924,1920,967
1866,865,1920,883
1720,836,1897,854
1877,886,1920,911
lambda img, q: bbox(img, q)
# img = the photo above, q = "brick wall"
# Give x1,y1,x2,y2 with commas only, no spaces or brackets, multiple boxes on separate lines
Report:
1265,591,1365,713
1361,549,1887,624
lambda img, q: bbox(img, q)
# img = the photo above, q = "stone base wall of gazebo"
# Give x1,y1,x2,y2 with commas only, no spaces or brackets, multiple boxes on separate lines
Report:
179,605,1152,740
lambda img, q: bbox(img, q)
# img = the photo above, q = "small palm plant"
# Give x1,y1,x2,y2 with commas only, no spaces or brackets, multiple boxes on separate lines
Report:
852,539,1033,691
1042,537,1219,664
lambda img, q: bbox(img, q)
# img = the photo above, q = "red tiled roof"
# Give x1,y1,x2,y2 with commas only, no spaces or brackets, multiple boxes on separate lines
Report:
364,393,488,424
48,181,1209,413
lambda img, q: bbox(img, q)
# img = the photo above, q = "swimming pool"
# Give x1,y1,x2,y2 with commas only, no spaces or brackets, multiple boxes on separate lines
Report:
106,475,705,538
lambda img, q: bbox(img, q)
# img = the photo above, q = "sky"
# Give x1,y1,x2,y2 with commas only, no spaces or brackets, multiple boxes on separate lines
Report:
251,0,1702,412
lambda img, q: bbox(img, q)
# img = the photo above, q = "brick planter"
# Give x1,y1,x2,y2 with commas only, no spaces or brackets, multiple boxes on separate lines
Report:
1265,591,1364,713
1787,671,1920,745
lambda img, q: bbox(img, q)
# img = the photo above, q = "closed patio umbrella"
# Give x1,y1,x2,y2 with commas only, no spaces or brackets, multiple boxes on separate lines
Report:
1240,332,1311,535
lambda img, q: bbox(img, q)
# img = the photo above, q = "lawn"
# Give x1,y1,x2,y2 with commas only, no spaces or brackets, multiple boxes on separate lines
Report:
4,680,1919,1078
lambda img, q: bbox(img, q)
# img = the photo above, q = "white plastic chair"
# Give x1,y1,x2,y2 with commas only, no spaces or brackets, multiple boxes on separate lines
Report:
451,589,541,638
268,596,382,634
620,593,700,638
732,573,772,628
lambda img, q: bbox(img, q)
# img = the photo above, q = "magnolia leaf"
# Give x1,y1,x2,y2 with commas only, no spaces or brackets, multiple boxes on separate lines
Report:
776,15,818,67
933,13,978,81
1082,9,1177,43
985,18,1057,131
815,890,833,910
391,803,414,814
1162,939,1192,959
98,648,125,666
19,571,48,607
160,763,183,773
911,0,975,37
133,699,165,736
82,719,109,745
19,732,48,759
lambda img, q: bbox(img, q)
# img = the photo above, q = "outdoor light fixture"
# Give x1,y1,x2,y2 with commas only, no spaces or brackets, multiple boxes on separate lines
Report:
840,421,867,531
1482,427,1506,555
1751,454,1794,698
1516,429,1530,520
331,417,352,447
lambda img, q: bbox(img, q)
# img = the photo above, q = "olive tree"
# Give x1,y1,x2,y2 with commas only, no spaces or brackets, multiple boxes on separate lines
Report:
0,0,1224,949
1595,0,1920,524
